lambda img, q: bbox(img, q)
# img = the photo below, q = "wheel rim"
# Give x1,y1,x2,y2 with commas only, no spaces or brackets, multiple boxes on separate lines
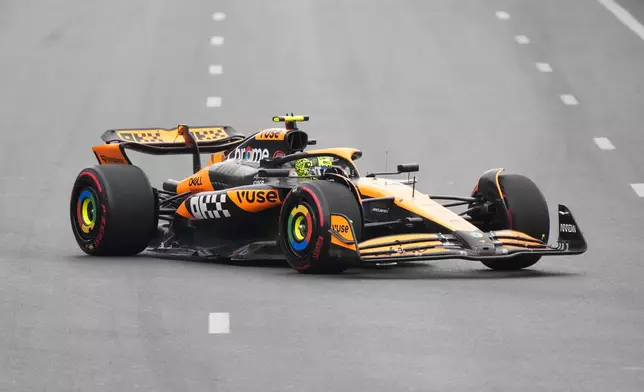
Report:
286,202,315,255
74,187,100,240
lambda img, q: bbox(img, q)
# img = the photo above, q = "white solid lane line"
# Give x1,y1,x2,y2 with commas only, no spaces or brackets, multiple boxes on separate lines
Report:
209,313,230,334
515,35,530,44
209,65,223,75
212,12,226,21
496,11,510,20
206,97,222,107
536,62,553,72
593,137,616,150
630,184,644,197
598,0,644,41
560,94,579,105
210,36,224,45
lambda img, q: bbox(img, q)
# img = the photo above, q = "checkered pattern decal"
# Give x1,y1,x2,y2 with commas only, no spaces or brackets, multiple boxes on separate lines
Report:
115,127,229,144
192,128,228,141
189,193,231,220
117,131,164,143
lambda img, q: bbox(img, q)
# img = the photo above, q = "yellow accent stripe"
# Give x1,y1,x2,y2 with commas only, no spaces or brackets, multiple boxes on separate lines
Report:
293,215,305,241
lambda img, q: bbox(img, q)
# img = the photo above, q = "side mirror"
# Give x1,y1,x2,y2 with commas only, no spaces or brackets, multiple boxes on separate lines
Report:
397,163,419,173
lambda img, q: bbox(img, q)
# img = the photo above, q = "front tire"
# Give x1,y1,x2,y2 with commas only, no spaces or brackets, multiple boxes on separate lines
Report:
70,165,157,256
480,174,550,270
279,180,362,274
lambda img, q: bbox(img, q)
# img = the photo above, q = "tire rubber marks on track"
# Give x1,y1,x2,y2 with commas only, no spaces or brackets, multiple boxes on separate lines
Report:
209,313,230,334
598,0,644,41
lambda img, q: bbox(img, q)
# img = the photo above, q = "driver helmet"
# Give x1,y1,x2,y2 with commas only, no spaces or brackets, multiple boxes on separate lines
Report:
293,156,334,178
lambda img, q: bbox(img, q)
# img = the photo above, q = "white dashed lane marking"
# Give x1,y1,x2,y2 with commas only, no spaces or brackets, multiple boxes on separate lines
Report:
630,184,644,197
209,313,230,334
560,94,579,105
206,97,222,107
536,62,553,72
209,65,223,75
210,36,224,46
598,0,644,41
212,12,226,21
593,137,616,150
515,35,530,44
496,11,510,20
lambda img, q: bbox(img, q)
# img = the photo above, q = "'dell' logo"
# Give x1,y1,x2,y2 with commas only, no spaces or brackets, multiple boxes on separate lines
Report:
189,177,203,186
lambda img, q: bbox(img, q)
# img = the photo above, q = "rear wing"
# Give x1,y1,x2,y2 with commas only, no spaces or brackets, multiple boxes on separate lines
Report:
92,125,246,172
101,125,245,150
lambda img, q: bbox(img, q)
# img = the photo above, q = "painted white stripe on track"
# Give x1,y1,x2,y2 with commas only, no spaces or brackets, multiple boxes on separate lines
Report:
212,12,226,21
630,184,644,197
593,137,616,150
496,11,510,20
209,65,223,75
536,62,553,72
206,97,222,107
598,0,644,41
560,94,579,105
210,36,224,45
209,313,230,334
515,35,530,44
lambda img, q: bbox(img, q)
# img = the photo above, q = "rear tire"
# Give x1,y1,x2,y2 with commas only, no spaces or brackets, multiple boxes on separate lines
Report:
279,180,362,274
480,174,549,270
70,165,157,256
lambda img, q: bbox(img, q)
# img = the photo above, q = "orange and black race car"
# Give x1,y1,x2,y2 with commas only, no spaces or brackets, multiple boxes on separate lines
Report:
70,115,587,273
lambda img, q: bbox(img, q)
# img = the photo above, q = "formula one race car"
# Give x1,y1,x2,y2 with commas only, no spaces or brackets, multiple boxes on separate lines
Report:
70,115,587,273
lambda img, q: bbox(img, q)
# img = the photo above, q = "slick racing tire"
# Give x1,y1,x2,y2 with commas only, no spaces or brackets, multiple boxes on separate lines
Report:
279,180,362,274
481,174,550,271
70,165,157,256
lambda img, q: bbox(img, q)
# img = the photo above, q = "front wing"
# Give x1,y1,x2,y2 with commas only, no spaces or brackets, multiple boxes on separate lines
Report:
330,204,587,265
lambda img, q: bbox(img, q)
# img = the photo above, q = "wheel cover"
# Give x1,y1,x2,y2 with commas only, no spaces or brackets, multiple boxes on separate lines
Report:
286,203,314,253
75,187,99,239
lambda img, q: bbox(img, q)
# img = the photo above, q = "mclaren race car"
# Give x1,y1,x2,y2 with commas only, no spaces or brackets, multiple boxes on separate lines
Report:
70,115,587,273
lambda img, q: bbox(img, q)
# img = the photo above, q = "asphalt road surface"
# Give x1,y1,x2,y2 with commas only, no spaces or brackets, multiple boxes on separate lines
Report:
2,1,644,391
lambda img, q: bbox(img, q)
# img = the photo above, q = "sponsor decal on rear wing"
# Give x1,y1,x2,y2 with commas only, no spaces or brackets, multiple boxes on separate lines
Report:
101,125,243,146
